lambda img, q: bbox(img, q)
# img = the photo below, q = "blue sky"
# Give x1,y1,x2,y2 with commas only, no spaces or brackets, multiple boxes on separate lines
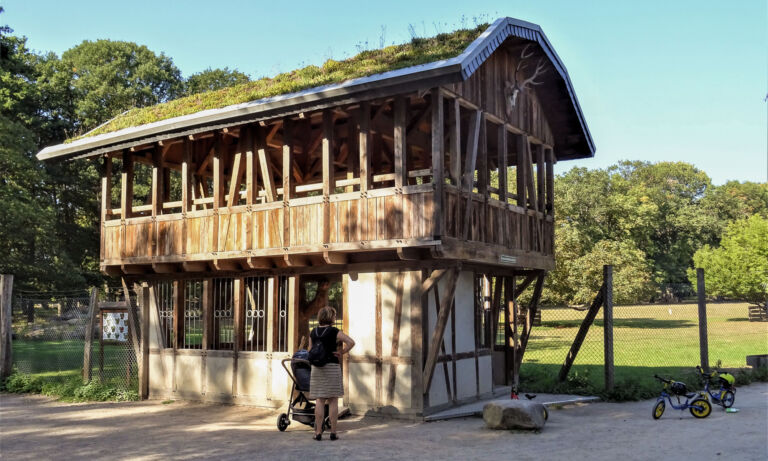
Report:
4,0,767,184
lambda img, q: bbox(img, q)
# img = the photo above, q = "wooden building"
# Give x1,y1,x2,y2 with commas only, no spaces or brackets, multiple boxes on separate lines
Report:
38,17,594,418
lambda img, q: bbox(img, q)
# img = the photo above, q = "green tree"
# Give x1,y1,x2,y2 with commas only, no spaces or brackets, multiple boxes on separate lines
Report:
689,215,768,304
37,39,183,135
184,67,250,95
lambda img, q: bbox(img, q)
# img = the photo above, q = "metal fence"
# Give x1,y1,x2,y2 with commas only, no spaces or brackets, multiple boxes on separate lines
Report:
520,301,768,386
11,287,139,391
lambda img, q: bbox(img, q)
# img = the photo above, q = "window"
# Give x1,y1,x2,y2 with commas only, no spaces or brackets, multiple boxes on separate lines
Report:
211,278,235,350
153,280,174,348
244,277,269,352
181,280,203,349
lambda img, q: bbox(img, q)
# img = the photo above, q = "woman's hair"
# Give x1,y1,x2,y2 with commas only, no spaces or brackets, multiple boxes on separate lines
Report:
317,306,336,326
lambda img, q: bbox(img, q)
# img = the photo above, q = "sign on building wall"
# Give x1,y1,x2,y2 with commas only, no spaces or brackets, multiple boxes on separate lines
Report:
103,312,129,342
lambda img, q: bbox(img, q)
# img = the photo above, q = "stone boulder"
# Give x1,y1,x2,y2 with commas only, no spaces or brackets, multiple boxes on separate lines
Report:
483,400,546,430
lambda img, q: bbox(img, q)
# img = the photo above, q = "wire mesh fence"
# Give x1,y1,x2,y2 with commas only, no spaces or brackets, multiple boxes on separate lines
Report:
520,301,768,389
11,287,140,391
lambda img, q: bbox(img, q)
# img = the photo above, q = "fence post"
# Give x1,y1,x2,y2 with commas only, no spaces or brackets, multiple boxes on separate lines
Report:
83,288,98,383
603,265,614,392
697,268,709,373
139,283,150,400
0,275,13,379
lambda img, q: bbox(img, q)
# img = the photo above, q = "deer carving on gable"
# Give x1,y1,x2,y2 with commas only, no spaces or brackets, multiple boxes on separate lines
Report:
505,44,549,117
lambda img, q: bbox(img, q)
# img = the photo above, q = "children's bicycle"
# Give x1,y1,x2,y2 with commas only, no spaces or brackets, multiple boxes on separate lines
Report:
695,365,736,408
652,375,712,419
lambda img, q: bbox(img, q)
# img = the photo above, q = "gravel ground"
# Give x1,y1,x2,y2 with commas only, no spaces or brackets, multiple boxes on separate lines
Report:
2,383,766,460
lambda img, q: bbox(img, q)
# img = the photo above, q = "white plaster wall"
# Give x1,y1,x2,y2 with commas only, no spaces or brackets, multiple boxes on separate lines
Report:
478,355,493,395
347,272,377,356
174,355,203,399
205,356,233,398
237,357,269,401
148,352,172,398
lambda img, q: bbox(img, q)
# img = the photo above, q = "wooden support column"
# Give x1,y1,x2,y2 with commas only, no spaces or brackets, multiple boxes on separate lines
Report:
697,268,709,373
498,127,509,247
359,101,371,194
515,135,527,209
394,96,408,239
515,273,546,374
322,110,335,245
120,151,133,260
150,147,163,259
476,118,488,243
431,282,452,400
461,110,481,240
100,156,112,262
121,278,141,364
82,288,98,383
244,127,255,250
139,283,150,399
0,274,14,379
558,284,605,382
450,99,461,186
386,272,405,405
212,136,224,254
282,118,293,249
181,140,192,256
545,148,554,216
430,88,444,239
536,144,545,213
232,278,243,397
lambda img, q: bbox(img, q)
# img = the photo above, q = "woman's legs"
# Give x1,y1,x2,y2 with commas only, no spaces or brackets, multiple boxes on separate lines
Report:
329,397,338,433
314,397,326,435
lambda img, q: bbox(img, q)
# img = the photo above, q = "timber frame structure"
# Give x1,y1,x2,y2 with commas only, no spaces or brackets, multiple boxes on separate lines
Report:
38,17,594,417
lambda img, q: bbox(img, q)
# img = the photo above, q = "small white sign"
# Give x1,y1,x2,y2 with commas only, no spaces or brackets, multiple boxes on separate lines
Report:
499,255,517,265
103,312,128,342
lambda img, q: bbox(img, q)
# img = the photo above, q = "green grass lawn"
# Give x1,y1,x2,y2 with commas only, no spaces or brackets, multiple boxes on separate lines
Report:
12,339,137,389
519,302,768,399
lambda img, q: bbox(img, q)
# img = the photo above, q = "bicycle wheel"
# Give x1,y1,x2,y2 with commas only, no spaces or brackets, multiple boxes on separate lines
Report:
721,391,735,408
690,398,712,418
652,400,665,420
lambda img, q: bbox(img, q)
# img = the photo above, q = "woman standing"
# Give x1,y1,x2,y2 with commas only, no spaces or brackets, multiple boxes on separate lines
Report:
308,306,355,441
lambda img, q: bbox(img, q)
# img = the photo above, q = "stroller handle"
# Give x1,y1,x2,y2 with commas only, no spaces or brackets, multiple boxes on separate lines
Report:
281,357,311,385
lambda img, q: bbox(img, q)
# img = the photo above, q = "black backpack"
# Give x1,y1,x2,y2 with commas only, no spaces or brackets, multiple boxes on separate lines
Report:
307,327,330,367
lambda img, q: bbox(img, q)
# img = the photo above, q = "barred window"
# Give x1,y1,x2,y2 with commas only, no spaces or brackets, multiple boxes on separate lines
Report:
154,280,174,348
244,277,269,352
211,278,235,350
181,280,203,349
274,276,290,352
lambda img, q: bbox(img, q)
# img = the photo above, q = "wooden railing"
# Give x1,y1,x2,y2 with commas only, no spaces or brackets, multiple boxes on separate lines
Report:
102,184,437,264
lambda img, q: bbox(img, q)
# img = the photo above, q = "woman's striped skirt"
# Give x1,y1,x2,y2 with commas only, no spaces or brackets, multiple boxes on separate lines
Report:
309,363,343,399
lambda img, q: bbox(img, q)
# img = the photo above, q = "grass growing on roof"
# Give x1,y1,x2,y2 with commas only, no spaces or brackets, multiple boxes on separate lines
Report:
75,24,488,141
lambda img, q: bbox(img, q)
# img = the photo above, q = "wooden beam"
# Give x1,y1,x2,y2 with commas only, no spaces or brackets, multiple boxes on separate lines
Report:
212,259,240,272
121,278,141,366
422,267,459,392
323,251,348,265
82,288,98,383
432,282,452,401
212,136,224,253
182,261,208,272
449,98,461,186
461,110,481,240
386,271,405,404
151,263,177,274
100,156,112,261
431,88,444,239
256,126,277,202
476,118,488,243
536,144,545,213
420,268,449,295
138,284,150,399
515,273,546,372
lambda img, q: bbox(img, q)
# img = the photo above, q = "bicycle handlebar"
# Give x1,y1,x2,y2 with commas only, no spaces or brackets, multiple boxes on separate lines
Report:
654,374,671,384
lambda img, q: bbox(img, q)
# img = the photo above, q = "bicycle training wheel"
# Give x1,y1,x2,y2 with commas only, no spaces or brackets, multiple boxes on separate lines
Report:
689,398,712,418
721,391,735,408
652,400,665,420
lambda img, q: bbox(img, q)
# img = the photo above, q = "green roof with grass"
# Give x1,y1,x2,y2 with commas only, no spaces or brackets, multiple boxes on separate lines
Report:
78,24,488,140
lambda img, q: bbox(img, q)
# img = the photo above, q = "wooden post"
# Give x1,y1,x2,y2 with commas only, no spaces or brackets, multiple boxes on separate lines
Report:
0,274,13,379
139,284,150,399
121,150,134,219
100,156,112,262
181,140,192,256
536,145,545,212
422,267,459,392
516,135,527,208
322,110,335,245
150,147,163,258
282,119,293,248
603,265,614,391
450,99,461,186
545,148,554,215
82,288,98,383
697,268,709,373
430,88,444,238
121,279,141,366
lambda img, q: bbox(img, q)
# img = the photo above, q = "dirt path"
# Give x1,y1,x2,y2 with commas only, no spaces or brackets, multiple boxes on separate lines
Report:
2,383,766,460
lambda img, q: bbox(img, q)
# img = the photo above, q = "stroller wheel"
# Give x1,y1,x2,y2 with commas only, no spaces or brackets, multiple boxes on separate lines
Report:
277,413,290,432
323,416,331,431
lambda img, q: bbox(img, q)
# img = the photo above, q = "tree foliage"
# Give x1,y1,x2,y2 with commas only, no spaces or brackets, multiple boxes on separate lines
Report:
184,67,250,95
689,216,768,304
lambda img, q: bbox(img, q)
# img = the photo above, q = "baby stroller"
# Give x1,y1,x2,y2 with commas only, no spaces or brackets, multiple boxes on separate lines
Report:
276,350,330,432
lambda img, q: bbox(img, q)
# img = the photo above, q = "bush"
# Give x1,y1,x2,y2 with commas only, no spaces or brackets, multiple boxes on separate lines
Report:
1,371,138,402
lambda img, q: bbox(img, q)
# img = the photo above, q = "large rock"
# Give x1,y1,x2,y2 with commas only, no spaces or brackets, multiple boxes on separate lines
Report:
483,401,546,430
